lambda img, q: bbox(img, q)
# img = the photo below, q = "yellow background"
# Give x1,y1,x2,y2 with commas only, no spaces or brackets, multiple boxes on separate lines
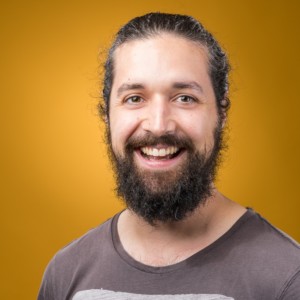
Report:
1,1,299,298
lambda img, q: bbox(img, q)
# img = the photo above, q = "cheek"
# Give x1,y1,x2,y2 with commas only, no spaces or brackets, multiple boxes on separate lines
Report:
180,112,217,147
109,112,141,152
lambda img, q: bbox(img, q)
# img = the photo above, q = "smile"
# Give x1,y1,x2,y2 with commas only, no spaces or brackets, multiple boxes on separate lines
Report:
140,146,180,159
134,145,185,169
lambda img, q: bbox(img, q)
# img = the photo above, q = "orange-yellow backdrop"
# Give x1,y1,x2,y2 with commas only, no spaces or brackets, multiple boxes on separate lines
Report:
1,0,299,298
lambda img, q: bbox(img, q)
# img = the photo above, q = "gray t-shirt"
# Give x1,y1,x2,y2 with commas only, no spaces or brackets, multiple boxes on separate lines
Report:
38,209,300,299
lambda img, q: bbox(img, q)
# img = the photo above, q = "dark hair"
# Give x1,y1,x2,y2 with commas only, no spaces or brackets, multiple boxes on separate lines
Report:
101,12,230,119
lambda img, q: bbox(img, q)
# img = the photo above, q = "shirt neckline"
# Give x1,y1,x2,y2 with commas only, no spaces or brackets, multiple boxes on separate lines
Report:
111,208,255,274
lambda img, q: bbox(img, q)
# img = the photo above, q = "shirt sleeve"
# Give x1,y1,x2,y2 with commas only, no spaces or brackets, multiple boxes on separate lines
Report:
37,257,56,300
279,269,300,300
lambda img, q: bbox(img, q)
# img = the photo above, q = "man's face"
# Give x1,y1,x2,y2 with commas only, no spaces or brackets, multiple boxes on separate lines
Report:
107,34,223,224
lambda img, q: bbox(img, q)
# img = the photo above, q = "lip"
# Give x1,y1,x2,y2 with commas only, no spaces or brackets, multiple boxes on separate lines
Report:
134,148,186,170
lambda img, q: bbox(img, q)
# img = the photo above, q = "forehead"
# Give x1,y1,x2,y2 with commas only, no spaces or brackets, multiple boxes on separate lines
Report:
112,34,211,88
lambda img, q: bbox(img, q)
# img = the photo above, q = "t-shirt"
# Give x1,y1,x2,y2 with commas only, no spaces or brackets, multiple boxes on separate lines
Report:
38,209,300,299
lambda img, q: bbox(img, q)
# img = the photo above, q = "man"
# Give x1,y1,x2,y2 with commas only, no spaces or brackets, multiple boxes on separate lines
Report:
38,13,300,299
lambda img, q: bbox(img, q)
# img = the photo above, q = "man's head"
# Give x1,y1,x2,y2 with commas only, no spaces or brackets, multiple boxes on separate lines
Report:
100,13,230,225
101,12,230,120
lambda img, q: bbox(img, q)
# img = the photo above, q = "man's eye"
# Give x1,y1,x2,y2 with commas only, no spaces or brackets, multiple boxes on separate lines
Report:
125,96,143,104
177,95,196,103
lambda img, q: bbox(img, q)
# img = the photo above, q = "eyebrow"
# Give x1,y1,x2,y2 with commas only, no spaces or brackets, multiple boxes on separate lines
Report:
117,83,145,97
116,81,204,97
172,81,204,94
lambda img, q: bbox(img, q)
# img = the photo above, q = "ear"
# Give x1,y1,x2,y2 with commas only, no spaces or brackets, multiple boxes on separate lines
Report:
221,111,227,129
220,96,229,128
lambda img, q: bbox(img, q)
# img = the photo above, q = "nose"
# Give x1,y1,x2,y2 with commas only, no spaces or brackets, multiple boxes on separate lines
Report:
142,97,176,135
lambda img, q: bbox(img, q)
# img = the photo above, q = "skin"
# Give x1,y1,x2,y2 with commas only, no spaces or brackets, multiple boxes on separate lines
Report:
109,34,218,163
109,33,246,266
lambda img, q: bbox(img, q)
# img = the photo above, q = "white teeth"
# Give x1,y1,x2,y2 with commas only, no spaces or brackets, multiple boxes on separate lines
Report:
140,146,179,157
159,149,166,156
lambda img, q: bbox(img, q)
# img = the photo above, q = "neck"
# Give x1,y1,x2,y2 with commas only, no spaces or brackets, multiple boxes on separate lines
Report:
117,189,246,266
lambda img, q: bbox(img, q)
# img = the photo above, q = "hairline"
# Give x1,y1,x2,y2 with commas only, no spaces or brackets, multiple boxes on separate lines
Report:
108,31,214,104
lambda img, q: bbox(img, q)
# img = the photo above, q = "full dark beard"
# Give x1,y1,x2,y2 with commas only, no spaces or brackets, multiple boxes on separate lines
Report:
107,124,224,226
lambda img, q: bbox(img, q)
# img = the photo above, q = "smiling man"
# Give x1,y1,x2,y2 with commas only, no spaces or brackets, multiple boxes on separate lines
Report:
38,13,300,300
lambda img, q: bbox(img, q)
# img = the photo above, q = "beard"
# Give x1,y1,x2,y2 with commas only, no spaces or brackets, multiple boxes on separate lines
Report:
106,122,224,226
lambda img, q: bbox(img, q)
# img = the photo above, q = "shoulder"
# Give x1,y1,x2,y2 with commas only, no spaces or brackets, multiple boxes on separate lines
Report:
52,215,117,275
56,216,113,262
233,209,300,266
241,209,299,254
212,208,300,273
232,209,300,299
38,215,116,300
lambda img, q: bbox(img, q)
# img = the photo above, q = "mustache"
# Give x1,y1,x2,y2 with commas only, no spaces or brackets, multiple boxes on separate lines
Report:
125,133,196,152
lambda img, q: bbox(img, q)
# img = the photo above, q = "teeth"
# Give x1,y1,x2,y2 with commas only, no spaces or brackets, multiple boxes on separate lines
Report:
159,149,166,156
141,146,179,157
